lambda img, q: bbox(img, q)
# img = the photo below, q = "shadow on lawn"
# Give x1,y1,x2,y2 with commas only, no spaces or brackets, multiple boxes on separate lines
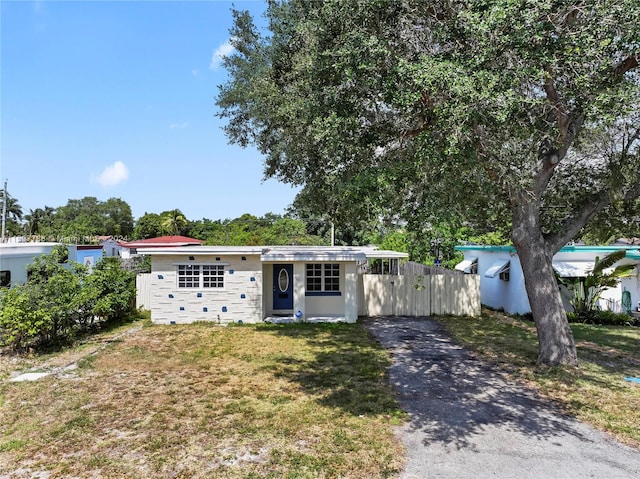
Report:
360,316,594,449
256,322,403,417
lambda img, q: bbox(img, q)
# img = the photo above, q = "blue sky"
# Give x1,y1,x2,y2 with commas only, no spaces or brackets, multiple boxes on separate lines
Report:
1,0,299,222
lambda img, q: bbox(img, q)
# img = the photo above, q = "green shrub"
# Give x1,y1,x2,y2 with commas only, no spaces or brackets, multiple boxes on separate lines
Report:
0,285,52,349
567,309,636,326
1,252,137,351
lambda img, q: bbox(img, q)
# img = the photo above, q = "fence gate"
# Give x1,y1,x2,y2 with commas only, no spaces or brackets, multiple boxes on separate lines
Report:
357,273,480,317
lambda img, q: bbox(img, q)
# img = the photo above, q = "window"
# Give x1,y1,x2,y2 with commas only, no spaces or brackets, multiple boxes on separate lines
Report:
324,263,340,291
202,265,224,288
177,264,224,288
0,270,10,288
306,263,340,294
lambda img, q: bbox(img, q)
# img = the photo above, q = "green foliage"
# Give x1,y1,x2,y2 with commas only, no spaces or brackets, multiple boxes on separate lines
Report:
53,197,134,238
567,310,636,326
0,252,136,350
0,190,23,236
560,251,636,314
0,285,52,349
87,258,136,322
217,0,640,365
133,212,164,240
217,0,639,245
160,209,188,236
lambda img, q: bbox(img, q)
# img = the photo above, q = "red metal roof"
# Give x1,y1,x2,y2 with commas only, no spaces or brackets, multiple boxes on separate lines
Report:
118,235,203,248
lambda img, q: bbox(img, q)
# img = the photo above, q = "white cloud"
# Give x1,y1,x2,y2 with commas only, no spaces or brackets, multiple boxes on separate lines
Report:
192,68,199,77
210,38,236,70
169,122,189,129
91,161,129,187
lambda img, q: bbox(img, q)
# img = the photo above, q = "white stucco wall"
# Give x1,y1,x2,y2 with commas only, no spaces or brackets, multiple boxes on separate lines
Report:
458,246,640,315
149,253,263,325
264,261,356,322
0,243,58,287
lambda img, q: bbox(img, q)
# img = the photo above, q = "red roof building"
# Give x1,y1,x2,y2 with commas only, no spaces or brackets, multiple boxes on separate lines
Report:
118,236,203,257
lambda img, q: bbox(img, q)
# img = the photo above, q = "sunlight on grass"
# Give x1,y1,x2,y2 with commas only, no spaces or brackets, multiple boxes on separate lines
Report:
0,322,404,478
438,311,640,448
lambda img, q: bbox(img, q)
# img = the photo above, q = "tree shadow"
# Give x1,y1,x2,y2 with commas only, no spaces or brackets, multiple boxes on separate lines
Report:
256,322,403,417
361,316,595,450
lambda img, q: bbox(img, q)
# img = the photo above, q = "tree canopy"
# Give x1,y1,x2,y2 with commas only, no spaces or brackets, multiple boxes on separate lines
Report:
217,0,640,365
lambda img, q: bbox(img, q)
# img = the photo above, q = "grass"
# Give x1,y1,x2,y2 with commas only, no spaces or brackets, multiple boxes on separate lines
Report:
437,309,640,449
0,321,405,478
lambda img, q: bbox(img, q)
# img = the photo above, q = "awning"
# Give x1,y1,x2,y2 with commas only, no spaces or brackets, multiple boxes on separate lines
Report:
484,259,510,278
552,261,594,278
455,257,478,273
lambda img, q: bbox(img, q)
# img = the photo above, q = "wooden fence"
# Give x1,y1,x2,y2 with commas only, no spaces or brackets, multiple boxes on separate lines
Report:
400,260,462,276
358,273,480,317
136,273,151,310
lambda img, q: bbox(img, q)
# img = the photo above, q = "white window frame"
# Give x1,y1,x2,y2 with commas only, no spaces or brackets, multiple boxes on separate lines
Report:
306,263,340,293
176,263,225,289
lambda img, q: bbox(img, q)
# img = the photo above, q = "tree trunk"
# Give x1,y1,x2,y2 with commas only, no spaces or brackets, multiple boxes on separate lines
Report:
512,196,578,366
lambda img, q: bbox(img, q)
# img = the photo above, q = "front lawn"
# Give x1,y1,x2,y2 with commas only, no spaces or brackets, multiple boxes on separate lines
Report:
0,321,405,478
437,310,640,449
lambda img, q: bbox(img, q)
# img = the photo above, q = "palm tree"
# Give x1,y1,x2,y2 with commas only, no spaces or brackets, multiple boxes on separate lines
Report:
564,250,637,314
23,208,42,235
1,191,24,236
160,209,187,235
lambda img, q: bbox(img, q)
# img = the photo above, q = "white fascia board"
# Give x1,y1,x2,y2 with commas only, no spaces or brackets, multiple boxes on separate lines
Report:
363,250,409,259
137,246,263,256
261,252,367,262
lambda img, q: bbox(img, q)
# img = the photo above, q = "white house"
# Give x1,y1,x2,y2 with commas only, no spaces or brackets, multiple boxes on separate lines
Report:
0,242,60,287
455,245,640,315
138,245,408,325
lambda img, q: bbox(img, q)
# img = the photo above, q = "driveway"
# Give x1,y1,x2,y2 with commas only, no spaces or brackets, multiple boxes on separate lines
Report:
362,316,640,479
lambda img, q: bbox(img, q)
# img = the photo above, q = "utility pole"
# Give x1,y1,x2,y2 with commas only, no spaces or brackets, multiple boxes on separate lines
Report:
1,179,7,242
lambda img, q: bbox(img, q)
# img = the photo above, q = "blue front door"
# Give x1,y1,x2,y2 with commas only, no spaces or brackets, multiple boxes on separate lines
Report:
273,264,293,310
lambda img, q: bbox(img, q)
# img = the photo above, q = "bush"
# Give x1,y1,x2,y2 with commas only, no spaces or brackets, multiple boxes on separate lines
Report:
87,257,136,323
0,285,52,349
0,252,137,351
567,309,636,326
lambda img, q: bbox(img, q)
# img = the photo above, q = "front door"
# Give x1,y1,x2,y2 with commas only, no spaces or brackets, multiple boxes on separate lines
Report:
273,264,293,310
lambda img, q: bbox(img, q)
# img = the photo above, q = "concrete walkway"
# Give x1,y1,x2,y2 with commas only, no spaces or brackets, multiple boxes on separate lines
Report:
362,317,640,479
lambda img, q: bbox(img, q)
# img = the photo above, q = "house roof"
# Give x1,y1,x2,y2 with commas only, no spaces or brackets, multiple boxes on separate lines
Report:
456,244,640,260
119,235,203,248
136,245,408,262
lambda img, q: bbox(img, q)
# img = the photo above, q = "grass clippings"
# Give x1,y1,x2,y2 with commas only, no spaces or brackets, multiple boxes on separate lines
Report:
437,309,640,449
0,321,405,478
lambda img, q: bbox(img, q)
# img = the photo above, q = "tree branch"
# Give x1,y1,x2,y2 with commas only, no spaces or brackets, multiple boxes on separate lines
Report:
545,191,612,253
534,67,587,197
613,54,639,76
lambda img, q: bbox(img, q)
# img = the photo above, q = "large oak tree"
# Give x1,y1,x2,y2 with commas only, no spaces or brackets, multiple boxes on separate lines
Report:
217,0,640,365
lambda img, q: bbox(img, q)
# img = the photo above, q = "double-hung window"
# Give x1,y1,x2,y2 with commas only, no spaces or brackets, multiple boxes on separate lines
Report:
177,264,224,288
306,263,340,295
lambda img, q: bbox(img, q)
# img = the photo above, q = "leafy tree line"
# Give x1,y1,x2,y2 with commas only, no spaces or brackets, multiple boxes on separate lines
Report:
0,247,137,350
3,194,333,246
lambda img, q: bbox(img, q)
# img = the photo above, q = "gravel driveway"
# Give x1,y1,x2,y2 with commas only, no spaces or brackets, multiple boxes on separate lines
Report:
362,316,640,479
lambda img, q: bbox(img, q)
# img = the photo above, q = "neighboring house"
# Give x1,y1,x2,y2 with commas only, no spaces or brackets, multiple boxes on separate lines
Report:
0,242,59,287
68,245,104,270
98,236,123,257
118,235,203,259
455,244,640,315
138,245,409,325
0,242,112,287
